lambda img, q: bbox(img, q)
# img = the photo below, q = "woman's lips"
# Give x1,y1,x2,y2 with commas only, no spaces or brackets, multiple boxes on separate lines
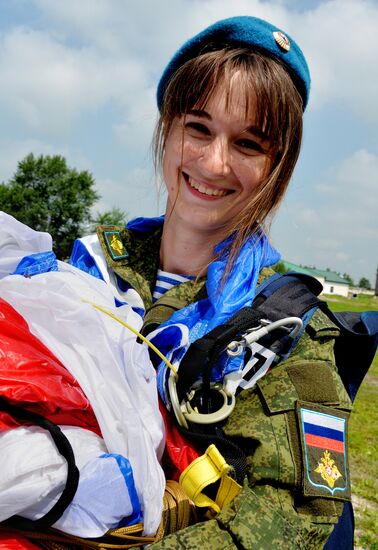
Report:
183,173,233,198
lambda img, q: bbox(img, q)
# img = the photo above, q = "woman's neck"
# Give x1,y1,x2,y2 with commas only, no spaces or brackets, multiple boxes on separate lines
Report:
159,217,222,277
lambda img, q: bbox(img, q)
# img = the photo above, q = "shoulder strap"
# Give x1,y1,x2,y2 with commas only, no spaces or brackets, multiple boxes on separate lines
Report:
252,272,323,320
0,397,80,531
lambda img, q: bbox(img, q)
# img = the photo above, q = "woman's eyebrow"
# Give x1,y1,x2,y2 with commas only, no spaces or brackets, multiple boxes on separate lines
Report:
186,111,268,141
186,109,211,120
245,125,267,140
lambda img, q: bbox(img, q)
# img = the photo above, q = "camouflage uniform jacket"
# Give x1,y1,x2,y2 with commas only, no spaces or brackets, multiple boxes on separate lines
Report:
97,224,353,550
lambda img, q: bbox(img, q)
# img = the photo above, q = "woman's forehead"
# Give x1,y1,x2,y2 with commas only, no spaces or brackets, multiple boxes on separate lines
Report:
192,71,260,124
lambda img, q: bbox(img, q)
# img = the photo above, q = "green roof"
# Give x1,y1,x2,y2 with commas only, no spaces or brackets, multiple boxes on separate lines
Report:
281,261,349,285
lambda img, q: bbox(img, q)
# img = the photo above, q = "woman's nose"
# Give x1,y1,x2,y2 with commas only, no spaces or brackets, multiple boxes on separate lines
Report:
199,137,231,178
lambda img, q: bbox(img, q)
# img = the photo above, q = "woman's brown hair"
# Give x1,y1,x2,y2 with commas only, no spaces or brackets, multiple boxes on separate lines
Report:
153,47,304,276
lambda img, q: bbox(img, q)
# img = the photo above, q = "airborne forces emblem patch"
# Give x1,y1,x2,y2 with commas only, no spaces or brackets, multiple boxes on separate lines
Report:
315,450,342,488
297,402,351,500
103,231,129,261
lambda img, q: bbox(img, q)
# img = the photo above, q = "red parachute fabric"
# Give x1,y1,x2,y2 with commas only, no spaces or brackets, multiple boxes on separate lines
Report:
0,297,100,435
159,399,200,481
0,533,42,549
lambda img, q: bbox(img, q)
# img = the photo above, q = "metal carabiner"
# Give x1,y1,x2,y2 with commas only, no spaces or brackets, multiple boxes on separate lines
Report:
226,316,303,357
168,317,302,428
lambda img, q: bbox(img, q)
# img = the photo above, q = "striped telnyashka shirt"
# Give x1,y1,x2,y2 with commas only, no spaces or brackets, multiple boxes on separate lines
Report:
152,269,194,302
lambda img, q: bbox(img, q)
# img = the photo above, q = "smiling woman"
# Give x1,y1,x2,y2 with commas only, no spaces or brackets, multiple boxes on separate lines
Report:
156,47,303,276
66,14,358,550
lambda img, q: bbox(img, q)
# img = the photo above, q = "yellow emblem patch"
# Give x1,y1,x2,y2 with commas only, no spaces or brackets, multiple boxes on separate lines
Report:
103,230,129,261
314,450,342,489
110,234,124,256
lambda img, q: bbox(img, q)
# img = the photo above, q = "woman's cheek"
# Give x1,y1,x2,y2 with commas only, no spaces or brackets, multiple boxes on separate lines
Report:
247,156,271,185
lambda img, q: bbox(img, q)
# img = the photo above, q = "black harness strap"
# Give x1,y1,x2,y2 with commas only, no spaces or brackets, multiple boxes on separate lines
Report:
252,273,324,320
179,425,247,486
0,397,80,531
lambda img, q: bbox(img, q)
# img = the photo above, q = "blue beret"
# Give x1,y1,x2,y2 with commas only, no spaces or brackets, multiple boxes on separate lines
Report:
157,16,310,110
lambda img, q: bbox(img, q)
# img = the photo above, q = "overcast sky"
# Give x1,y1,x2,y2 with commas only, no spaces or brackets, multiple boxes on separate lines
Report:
0,0,377,284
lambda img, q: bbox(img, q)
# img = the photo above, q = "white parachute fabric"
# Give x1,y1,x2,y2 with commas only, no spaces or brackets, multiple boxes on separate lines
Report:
0,213,166,536
0,426,141,537
72,234,145,312
0,211,52,279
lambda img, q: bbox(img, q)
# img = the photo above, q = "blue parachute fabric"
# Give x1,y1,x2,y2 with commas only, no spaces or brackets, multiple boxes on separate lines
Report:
12,251,58,277
324,501,354,550
115,273,132,292
361,310,378,338
114,297,127,308
99,454,142,526
70,239,104,281
331,309,378,403
49,453,143,535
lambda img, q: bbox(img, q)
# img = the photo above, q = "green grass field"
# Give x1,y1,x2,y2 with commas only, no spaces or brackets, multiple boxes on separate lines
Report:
323,294,378,549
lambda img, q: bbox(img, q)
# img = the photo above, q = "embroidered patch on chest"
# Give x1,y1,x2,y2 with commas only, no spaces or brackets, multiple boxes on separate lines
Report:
297,402,351,500
104,231,129,261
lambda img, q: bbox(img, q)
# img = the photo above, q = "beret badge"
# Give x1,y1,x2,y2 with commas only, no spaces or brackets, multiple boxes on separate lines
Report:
273,31,291,51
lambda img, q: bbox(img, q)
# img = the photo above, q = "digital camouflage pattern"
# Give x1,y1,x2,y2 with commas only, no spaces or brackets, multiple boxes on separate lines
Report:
97,224,163,307
100,226,352,549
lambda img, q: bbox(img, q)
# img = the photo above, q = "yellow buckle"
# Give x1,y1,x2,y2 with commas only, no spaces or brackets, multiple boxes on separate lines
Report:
179,445,241,513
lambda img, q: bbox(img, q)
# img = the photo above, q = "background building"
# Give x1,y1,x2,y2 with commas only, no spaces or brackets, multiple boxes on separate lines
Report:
281,261,350,297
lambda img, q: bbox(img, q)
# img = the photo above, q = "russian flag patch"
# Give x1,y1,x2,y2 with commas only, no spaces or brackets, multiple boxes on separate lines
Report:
298,403,351,500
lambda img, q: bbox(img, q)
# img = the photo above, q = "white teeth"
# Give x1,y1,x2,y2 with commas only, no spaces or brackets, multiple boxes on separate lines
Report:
188,177,227,197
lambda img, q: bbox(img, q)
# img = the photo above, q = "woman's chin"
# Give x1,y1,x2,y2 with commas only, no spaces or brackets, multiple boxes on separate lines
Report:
167,207,229,237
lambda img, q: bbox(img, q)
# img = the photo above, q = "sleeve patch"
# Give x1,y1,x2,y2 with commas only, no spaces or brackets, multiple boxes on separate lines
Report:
297,402,351,501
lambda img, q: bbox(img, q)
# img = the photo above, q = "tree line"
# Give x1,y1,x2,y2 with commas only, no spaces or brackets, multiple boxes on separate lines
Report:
0,153,127,259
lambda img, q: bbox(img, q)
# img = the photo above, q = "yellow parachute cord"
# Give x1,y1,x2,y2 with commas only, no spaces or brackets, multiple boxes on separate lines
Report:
81,299,177,376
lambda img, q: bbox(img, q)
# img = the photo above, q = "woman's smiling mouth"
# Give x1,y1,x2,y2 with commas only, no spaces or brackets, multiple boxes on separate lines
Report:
183,173,233,198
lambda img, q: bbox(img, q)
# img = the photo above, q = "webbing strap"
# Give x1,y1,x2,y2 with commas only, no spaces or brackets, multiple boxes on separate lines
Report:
252,274,324,321
179,445,241,513
0,397,80,531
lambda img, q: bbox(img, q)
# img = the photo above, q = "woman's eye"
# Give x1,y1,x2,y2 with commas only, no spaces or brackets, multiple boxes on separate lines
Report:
235,138,264,153
184,122,210,136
